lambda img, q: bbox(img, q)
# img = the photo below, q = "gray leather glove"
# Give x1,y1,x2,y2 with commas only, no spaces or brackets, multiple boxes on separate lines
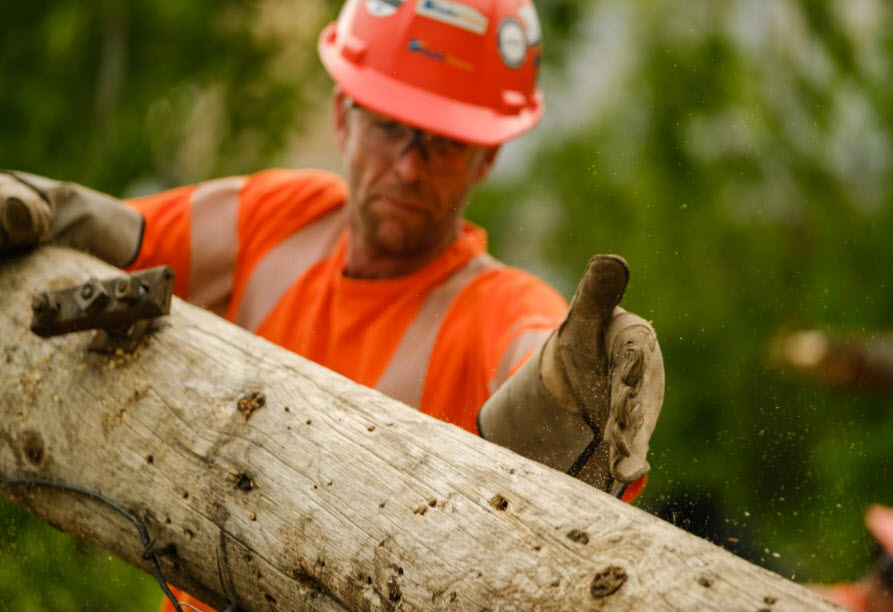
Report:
478,255,664,495
0,171,143,267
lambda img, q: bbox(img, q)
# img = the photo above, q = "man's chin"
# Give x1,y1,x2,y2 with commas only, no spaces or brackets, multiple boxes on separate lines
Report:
372,238,429,258
367,221,427,257
356,204,441,257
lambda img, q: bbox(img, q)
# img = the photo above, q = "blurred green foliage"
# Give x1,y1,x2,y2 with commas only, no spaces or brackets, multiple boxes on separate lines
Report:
474,0,893,584
0,506,157,611
0,0,338,193
1,0,891,609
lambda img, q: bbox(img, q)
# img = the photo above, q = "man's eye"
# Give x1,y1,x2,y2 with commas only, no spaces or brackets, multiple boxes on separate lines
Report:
432,138,468,156
373,119,402,134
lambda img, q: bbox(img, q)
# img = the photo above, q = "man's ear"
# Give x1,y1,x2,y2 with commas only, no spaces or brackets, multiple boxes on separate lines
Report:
471,146,501,186
333,87,349,153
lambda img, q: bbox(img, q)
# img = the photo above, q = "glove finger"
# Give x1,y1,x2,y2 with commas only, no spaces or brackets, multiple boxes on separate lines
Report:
606,346,646,461
618,343,644,387
606,325,664,483
1,189,52,246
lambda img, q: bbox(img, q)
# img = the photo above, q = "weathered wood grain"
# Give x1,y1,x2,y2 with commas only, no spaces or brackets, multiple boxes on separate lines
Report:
0,247,839,611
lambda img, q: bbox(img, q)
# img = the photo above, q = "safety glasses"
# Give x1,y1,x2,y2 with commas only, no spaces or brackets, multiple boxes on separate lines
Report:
347,100,475,174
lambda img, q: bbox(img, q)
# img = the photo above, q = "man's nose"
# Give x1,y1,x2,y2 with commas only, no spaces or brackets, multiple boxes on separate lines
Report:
392,133,429,181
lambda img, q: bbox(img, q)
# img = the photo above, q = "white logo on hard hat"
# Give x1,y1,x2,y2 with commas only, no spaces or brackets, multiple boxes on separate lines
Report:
497,18,526,68
415,0,489,35
518,5,541,46
367,0,404,17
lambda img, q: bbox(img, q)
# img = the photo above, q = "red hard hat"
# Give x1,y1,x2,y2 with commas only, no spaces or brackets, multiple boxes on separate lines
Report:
318,0,545,146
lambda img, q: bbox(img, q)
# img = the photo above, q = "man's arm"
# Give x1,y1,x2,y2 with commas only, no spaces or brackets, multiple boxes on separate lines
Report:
478,255,664,496
0,171,143,267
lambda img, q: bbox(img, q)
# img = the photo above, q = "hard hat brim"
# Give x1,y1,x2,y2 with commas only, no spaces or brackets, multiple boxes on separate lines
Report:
318,23,544,147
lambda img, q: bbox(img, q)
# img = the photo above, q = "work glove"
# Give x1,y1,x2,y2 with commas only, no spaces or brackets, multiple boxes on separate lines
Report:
0,173,53,251
0,171,143,267
478,255,664,495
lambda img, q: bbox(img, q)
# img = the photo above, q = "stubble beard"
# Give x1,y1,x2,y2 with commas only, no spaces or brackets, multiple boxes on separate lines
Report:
355,201,436,257
352,179,466,258
346,164,470,260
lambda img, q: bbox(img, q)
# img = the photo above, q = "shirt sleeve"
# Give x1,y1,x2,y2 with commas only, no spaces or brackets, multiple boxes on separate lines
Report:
126,169,346,315
420,266,567,433
126,177,242,315
479,268,567,394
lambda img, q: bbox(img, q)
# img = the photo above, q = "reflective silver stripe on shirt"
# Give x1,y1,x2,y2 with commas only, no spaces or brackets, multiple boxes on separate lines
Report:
375,253,502,409
233,209,344,331
189,176,244,314
487,327,553,395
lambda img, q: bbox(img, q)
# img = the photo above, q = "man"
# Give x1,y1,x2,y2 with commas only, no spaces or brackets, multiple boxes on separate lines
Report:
0,0,664,609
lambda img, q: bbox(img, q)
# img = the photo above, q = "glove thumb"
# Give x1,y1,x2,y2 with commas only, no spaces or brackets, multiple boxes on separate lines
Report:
541,255,629,414
564,254,629,332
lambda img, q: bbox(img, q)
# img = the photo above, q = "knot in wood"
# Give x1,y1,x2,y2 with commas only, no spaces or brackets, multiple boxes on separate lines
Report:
20,430,45,466
566,529,590,545
235,473,255,492
237,392,266,421
489,494,509,511
388,576,402,603
591,565,627,599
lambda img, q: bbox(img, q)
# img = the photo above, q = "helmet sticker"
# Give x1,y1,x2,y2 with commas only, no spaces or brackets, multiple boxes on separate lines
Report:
367,0,403,17
415,0,489,35
497,18,526,68
408,39,474,71
518,5,541,46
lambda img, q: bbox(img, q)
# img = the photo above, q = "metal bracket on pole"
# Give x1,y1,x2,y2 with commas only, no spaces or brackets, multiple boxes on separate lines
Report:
29,266,175,353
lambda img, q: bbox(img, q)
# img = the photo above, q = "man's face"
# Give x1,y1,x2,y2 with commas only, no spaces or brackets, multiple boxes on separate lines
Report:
334,91,499,260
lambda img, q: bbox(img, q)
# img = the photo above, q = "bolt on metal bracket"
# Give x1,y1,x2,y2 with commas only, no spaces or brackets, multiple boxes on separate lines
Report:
30,266,175,353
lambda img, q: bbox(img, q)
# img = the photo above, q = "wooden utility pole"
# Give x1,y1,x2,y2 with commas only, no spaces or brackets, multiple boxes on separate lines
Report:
0,247,838,611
